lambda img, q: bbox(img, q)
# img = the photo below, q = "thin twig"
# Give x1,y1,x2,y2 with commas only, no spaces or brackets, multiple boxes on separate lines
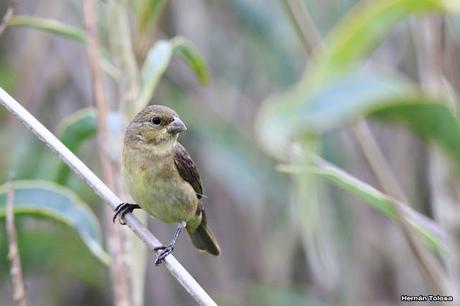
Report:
82,1,133,305
0,88,218,306
284,1,445,293
6,178,28,306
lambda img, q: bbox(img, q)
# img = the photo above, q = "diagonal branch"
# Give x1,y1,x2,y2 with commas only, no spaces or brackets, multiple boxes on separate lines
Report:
0,87,217,306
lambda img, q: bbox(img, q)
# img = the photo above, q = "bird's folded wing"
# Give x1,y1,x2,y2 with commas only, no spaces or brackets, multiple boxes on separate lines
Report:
173,142,203,199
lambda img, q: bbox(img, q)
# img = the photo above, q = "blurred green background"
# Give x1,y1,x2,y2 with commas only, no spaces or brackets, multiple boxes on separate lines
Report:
1,0,460,305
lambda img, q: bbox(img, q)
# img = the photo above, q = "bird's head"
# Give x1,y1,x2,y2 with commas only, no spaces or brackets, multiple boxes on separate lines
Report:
126,105,187,147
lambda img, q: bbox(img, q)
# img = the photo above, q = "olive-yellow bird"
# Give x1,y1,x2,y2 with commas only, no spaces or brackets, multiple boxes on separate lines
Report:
113,105,220,265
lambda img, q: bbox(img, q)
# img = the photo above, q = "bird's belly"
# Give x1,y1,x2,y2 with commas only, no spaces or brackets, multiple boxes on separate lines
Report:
123,162,197,224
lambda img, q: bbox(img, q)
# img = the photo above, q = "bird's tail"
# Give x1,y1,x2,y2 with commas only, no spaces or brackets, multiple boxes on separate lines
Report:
186,210,220,256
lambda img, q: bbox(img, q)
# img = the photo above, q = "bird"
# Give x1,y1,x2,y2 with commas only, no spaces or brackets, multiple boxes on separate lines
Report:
113,105,220,265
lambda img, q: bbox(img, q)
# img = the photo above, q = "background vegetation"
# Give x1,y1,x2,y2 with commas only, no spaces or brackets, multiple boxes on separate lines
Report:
1,0,460,305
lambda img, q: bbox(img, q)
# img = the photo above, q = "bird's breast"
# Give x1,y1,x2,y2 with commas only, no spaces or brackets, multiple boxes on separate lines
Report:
122,145,197,223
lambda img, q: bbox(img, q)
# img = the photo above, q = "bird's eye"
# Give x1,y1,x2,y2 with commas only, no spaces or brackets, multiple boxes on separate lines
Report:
151,117,162,125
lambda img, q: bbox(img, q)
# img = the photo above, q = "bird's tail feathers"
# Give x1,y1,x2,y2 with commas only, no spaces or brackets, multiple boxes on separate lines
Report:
187,210,220,256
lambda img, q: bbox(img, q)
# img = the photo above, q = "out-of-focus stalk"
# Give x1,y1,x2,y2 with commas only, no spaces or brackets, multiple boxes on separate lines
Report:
107,1,146,305
6,179,28,306
82,1,132,305
108,0,140,117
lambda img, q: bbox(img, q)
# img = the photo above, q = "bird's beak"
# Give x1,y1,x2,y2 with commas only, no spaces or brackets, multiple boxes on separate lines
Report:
167,117,187,134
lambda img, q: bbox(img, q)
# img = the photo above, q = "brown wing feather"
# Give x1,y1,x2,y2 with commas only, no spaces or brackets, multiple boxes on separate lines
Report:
174,142,203,199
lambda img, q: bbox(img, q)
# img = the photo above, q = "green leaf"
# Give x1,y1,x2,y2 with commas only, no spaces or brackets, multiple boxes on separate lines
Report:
259,70,460,171
138,40,173,109
307,0,460,89
7,16,119,79
0,180,110,265
257,0,460,154
55,108,98,183
278,158,447,253
171,37,208,85
136,0,168,30
260,69,455,254
372,103,460,169
57,108,98,154
256,70,411,157
138,37,208,110
8,15,86,43
54,108,124,183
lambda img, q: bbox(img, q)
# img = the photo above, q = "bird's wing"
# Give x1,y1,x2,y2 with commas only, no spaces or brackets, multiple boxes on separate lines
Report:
173,142,203,199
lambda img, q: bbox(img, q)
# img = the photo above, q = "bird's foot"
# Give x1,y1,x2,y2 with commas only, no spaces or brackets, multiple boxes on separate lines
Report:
113,203,140,225
154,244,174,265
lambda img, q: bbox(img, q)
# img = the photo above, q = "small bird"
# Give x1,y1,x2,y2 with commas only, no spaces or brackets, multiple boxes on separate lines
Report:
113,105,220,265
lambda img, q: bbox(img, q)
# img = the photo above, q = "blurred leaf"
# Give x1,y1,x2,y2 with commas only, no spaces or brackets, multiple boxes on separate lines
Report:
55,108,97,183
260,69,456,254
54,108,123,183
372,103,460,169
138,40,173,109
279,157,447,253
0,227,107,290
7,16,119,79
171,37,208,85
0,180,110,265
260,70,460,171
257,0,460,158
57,108,98,156
138,37,208,110
136,0,168,30
8,15,86,43
256,70,410,157
308,0,460,88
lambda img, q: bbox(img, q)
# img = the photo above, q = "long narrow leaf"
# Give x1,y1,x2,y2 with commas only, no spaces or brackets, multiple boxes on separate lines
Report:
278,157,447,253
171,37,208,85
136,0,168,30
0,180,110,265
259,70,460,171
257,0,460,158
9,15,86,43
7,16,119,79
308,0,460,88
138,37,208,110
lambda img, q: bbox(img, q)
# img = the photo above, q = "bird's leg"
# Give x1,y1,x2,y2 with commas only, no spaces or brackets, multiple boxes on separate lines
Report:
112,203,141,225
154,221,186,265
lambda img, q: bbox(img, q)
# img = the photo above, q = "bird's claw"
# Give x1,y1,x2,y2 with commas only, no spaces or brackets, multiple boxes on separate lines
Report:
154,244,174,265
113,203,140,224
